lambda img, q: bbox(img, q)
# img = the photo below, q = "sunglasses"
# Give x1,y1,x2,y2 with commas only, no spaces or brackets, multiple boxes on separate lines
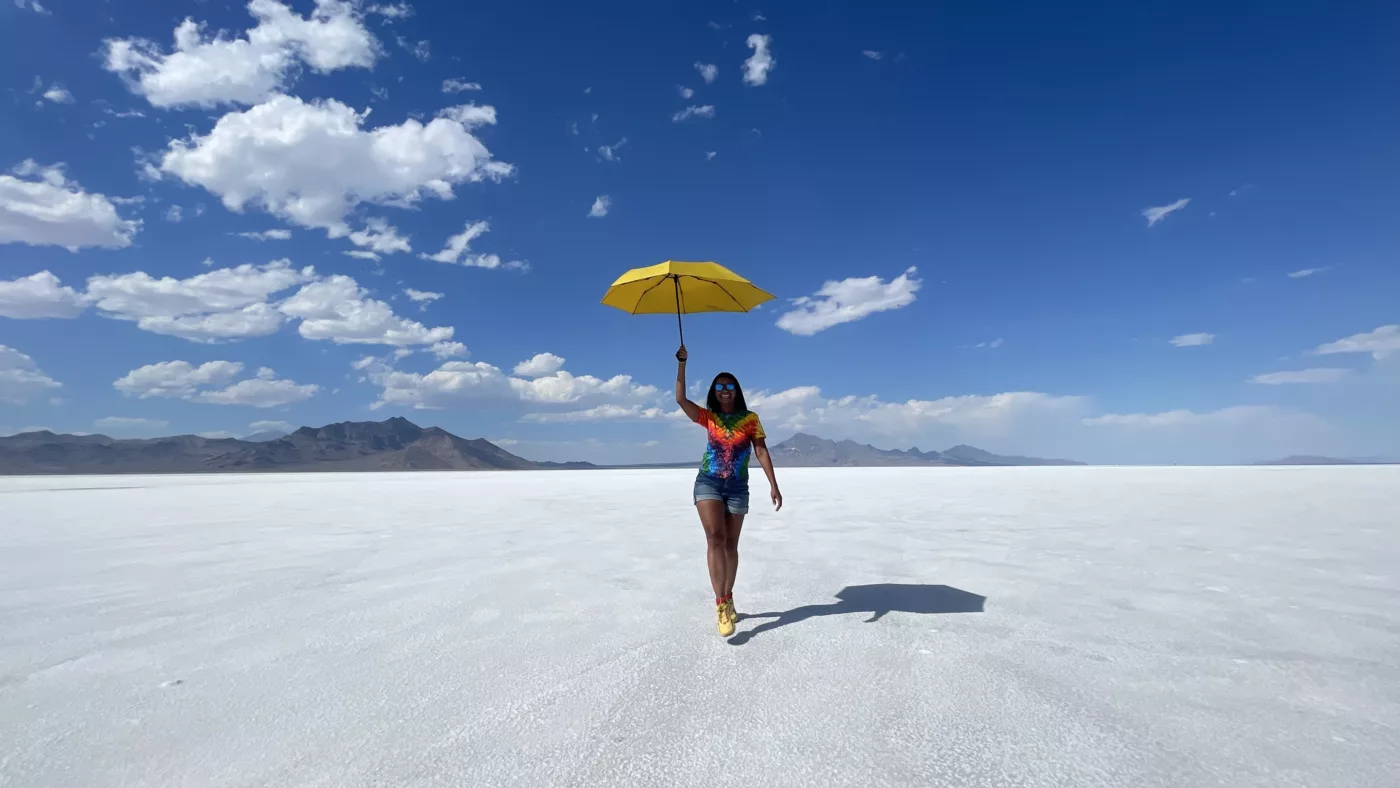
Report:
714,383,736,391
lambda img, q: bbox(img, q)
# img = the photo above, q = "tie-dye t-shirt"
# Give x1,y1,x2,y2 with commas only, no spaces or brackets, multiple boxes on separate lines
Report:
698,409,766,480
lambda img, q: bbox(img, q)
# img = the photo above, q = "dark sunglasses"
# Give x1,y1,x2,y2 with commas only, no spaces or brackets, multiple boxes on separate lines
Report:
714,383,736,391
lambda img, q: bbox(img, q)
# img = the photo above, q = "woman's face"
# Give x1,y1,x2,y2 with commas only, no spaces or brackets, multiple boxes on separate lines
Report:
714,377,737,408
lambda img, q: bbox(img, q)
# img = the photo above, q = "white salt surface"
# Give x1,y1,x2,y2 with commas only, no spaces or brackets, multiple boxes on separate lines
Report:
1,466,1398,787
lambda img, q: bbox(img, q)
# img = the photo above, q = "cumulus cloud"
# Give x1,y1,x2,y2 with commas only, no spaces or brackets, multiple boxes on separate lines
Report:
513,353,565,378
429,340,467,359
1142,198,1190,227
1169,332,1214,347
41,85,73,104
370,357,655,411
102,0,379,109
1311,325,1400,361
1251,368,1352,385
86,260,313,342
0,271,88,318
776,267,921,335
695,62,718,84
114,360,317,407
419,220,524,269
0,160,140,251
743,34,775,85
588,195,611,218
678,86,695,99
158,94,513,244
0,344,61,404
278,275,454,346
671,105,715,123
522,404,668,423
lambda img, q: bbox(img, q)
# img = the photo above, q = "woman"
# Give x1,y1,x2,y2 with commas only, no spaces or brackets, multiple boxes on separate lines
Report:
674,344,782,637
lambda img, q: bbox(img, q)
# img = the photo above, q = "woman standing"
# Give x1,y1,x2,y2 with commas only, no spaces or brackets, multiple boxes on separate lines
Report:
674,344,782,637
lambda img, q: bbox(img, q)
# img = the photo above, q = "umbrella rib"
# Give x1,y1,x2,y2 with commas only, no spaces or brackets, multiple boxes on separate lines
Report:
629,276,673,315
699,277,752,311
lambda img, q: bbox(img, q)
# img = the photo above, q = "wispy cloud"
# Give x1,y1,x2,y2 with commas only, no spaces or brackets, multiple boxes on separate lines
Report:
442,78,482,93
598,138,628,162
1142,198,1190,227
862,50,884,60
1287,266,1330,279
671,105,715,123
238,229,292,241
695,62,718,84
1169,332,1214,347
678,86,694,99
776,267,921,336
588,195,611,218
743,34,775,86
1251,368,1351,385
705,151,717,161
1311,325,1400,361
974,338,1004,349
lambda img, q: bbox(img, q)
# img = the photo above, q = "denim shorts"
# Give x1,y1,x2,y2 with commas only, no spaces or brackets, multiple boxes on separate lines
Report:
693,472,750,514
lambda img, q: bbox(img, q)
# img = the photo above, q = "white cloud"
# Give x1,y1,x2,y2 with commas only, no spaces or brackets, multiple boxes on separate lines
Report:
346,217,410,254
705,151,717,161
0,160,140,251
776,266,921,336
278,274,454,346
1251,368,1352,385
164,205,184,223
370,358,655,410
1142,198,1190,227
197,431,239,440
41,85,74,104
249,419,294,432
86,260,312,342
0,271,88,318
102,0,379,109
678,86,695,99
974,338,1005,349
671,105,716,123
442,78,481,93
344,250,380,261
598,137,627,162
695,62,718,84
367,2,413,19
862,50,884,60
1311,325,1400,361
403,288,442,306
1084,405,1314,429
1287,267,1329,279
588,195,611,218
15,0,49,13
114,360,317,407
522,404,668,423
238,228,292,240
399,37,430,61
1169,332,1214,347
159,94,513,243
93,416,169,432
513,353,565,378
429,340,467,359
743,34,775,86
0,345,61,404
419,220,523,269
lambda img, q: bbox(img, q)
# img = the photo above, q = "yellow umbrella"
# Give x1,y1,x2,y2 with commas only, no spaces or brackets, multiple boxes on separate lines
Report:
601,260,775,344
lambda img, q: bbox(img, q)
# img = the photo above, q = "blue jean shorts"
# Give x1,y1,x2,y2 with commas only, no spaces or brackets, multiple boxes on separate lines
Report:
693,472,750,514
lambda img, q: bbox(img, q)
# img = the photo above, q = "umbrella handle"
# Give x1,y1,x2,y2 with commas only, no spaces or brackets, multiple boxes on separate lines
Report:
673,275,685,346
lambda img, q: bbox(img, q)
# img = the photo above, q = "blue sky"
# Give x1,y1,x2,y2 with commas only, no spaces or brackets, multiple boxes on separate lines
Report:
2,0,1398,465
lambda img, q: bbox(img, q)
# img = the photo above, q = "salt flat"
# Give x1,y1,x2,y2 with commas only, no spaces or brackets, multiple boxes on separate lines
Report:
1,466,1398,788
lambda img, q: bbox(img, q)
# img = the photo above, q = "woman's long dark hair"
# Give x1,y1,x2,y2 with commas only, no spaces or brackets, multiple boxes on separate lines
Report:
705,371,748,414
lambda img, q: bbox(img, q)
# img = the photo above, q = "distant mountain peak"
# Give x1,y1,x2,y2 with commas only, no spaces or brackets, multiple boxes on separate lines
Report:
769,433,1082,467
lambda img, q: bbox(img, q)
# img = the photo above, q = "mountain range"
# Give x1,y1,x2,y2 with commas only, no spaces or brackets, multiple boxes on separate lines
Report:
0,420,1087,475
766,433,1084,467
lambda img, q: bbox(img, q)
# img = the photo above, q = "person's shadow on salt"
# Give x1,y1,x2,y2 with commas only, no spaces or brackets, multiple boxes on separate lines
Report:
729,583,985,645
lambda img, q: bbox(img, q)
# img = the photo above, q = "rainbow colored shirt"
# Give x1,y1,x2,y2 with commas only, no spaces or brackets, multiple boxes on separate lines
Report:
698,409,766,480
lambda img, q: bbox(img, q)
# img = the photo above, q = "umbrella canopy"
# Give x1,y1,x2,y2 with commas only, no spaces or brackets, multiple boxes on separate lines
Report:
601,260,775,344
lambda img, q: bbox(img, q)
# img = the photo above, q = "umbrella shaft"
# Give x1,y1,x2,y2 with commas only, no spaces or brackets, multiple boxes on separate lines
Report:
673,276,684,345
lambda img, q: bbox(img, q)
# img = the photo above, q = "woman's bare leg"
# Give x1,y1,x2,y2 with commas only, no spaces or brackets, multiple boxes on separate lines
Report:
722,512,745,599
696,500,728,599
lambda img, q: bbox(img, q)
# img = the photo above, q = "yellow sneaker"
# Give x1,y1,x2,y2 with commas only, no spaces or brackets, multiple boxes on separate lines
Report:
717,602,735,637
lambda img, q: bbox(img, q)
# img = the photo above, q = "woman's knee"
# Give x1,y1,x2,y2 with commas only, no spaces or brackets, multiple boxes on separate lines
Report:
705,527,728,549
